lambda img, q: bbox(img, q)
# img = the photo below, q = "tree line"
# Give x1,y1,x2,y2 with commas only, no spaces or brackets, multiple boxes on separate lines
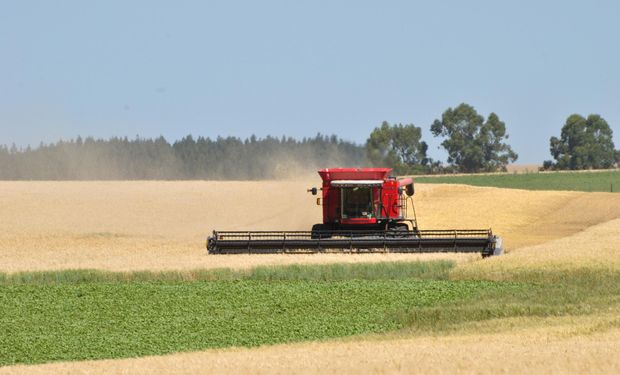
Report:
366,104,618,174
1,103,617,180
0,134,365,180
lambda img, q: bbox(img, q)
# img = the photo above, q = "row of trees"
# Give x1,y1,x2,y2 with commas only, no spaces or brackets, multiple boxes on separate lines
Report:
367,105,619,174
1,103,517,179
0,134,365,180
1,103,616,179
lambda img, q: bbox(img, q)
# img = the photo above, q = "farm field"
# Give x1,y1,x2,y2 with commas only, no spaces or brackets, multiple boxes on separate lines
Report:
2,180,620,272
1,179,620,373
505,163,541,173
1,267,515,366
7,322,617,374
416,169,620,192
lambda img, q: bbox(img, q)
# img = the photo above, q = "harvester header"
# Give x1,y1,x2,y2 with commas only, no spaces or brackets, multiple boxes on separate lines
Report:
207,168,503,256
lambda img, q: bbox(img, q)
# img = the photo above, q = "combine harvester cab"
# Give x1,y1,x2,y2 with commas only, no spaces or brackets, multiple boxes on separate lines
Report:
207,168,503,257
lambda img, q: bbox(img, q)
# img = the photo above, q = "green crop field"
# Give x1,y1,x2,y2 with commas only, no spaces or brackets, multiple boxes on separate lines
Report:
1,261,618,367
0,265,504,366
416,170,620,192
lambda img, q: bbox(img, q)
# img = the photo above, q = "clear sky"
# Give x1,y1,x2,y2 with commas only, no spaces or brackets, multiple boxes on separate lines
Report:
1,0,618,164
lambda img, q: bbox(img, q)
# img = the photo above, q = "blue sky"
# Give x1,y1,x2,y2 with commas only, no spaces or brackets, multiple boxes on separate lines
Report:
1,0,618,163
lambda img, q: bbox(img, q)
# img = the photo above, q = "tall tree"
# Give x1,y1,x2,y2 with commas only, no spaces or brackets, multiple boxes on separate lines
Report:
430,103,518,172
549,114,616,170
366,121,428,174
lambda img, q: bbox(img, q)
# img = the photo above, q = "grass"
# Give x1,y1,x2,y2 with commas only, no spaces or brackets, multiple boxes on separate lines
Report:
394,267,620,332
1,261,618,367
416,170,620,192
0,260,455,285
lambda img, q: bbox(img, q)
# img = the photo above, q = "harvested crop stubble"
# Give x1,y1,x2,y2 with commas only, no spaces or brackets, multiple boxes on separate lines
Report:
4,325,618,374
1,181,619,272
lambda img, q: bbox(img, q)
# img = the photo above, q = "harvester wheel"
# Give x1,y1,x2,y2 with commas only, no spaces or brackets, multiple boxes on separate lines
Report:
482,236,504,258
311,224,332,239
388,223,410,238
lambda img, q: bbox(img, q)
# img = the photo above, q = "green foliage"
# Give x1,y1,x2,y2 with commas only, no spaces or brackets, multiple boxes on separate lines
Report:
394,268,620,332
416,170,620,192
0,278,499,365
366,121,429,174
0,261,455,285
430,103,518,172
1,262,618,366
549,114,616,170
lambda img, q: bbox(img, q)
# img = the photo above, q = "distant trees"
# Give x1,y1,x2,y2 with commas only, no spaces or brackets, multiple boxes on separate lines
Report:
546,114,617,170
0,104,544,179
366,121,429,174
0,134,366,180
430,103,518,172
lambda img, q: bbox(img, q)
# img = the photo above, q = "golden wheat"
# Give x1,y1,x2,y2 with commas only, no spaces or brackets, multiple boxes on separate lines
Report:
453,218,620,280
1,181,620,272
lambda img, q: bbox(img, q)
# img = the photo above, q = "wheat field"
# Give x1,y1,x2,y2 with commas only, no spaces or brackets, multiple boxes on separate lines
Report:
1,180,620,374
454,217,620,280
1,181,619,273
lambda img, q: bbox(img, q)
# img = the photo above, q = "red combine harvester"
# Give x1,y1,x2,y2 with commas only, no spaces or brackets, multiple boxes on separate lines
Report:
207,168,503,256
